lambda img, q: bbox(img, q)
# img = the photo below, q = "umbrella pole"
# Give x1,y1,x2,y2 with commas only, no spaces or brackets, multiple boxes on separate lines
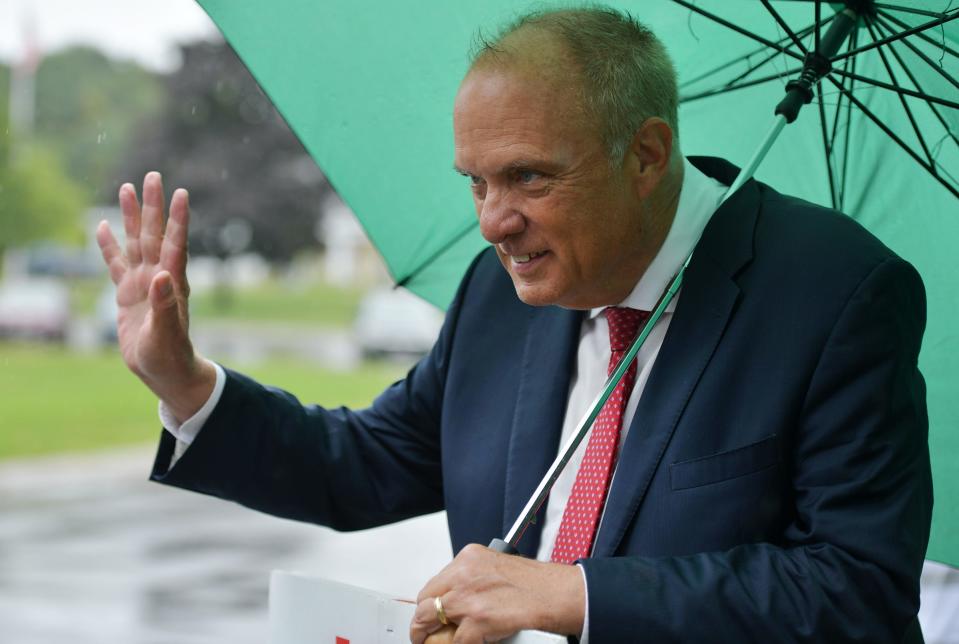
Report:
721,115,787,205
489,114,790,557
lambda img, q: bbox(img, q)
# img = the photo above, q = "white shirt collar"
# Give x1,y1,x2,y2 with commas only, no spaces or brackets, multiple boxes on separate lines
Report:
588,158,728,319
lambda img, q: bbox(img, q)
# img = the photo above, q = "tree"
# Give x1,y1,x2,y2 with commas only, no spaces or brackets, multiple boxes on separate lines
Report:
120,41,331,263
0,141,88,255
0,47,162,261
0,47,164,203
32,47,164,202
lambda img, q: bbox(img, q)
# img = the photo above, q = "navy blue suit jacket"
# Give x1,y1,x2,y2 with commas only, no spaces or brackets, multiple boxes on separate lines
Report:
153,157,931,642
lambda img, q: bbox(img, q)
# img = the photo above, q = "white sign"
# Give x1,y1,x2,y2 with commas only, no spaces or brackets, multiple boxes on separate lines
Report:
270,571,567,643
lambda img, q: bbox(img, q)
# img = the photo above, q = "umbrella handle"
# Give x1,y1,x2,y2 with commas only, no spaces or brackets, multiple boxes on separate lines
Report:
424,625,457,643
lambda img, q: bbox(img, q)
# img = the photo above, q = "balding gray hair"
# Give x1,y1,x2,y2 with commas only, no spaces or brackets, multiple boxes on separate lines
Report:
470,6,679,163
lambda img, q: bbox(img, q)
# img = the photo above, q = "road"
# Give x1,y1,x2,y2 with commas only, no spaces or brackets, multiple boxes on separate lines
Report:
0,447,450,643
1,447,956,643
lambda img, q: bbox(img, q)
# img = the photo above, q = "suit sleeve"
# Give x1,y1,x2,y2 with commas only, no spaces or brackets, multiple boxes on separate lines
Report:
580,257,932,643
148,252,482,532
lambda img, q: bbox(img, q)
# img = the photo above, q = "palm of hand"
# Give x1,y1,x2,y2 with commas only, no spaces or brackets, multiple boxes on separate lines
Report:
116,263,176,379
97,172,192,385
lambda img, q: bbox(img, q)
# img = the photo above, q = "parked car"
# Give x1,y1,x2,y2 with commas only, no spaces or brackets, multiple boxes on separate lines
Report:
95,286,119,346
25,243,103,279
0,279,71,342
353,287,444,358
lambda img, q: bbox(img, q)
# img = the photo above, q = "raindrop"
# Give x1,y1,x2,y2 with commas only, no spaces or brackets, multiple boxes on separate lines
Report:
220,169,230,180
191,105,197,115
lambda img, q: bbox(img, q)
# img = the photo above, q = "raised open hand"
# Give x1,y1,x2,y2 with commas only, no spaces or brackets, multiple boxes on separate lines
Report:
97,171,216,421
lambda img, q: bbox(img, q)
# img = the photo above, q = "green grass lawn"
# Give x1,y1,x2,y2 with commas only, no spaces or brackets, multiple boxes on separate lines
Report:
189,281,366,327
0,342,406,460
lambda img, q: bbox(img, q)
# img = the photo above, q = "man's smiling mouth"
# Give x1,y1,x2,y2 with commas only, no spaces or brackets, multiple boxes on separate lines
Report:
512,250,547,264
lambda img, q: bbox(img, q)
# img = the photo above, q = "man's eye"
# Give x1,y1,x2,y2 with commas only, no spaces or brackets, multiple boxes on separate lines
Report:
516,170,541,184
468,174,485,186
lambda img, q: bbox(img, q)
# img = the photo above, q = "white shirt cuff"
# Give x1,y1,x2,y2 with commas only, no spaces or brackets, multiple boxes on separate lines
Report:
577,562,589,643
158,360,226,448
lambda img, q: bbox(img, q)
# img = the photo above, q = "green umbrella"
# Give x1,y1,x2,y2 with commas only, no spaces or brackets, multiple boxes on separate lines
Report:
194,0,958,566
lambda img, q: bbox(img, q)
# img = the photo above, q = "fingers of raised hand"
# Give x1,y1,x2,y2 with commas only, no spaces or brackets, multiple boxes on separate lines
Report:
160,188,191,292
96,220,126,285
140,171,167,265
119,182,142,266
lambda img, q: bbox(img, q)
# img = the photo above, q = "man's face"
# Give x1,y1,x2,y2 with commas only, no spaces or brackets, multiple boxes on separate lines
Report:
453,66,648,310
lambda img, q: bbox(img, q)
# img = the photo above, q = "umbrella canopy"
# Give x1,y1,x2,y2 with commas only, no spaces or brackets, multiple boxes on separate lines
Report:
195,0,958,565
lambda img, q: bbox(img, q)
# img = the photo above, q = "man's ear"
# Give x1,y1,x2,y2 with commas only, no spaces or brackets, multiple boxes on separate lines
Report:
625,118,674,200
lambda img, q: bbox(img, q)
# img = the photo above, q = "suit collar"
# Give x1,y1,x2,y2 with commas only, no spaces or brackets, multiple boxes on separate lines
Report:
687,156,760,277
502,304,582,556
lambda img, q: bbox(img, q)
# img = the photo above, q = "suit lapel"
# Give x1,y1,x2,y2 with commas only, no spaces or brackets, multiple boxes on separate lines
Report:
592,161,761,557
502,304,582,556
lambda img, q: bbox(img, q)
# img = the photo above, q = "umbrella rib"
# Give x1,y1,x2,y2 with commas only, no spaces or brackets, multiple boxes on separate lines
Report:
761,0,809,54
722,32,813,88
668,0,806,64
865,17,959,92
825,74,959,200
832,11,959,62
828,49,850,157
873,3,953,20
864,18,936,169
816,79,840,209
838,27,858,210
394,220,479,288
874,14,959,148
681,21,825,92
681,67,803,102
877,9,959,59
828,68,959,109
680,48,776,90
823,24,853,209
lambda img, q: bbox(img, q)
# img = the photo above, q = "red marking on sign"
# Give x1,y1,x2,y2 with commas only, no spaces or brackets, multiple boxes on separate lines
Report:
335,638,349,644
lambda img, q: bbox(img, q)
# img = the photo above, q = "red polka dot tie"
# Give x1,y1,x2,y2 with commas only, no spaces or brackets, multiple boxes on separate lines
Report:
551,306,649,564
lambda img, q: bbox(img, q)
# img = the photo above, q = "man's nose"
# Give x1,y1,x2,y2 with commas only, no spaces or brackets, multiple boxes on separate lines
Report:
478,192,525,244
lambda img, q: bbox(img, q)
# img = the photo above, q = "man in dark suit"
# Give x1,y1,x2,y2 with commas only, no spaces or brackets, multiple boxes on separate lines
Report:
97,7,931,643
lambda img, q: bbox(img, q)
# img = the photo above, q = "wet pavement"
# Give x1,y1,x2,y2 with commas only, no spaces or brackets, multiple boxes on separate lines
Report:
1,447,957,643
0,447,451,643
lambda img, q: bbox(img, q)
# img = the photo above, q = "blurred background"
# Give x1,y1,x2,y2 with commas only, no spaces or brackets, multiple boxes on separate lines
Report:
0,1,954,643
0,1,450,642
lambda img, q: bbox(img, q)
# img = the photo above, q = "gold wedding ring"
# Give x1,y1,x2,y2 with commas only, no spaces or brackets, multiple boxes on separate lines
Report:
434,596,449,626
